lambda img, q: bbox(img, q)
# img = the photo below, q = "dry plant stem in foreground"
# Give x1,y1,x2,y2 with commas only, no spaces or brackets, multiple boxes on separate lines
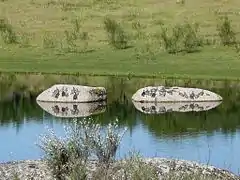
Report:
37,118,127,179
36,117,240,180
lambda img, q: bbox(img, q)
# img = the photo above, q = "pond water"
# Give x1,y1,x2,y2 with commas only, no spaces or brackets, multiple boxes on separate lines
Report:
0,74,240,175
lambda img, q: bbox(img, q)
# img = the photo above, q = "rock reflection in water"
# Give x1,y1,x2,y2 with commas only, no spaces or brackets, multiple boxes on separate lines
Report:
132,101,222,114
36,101,106,118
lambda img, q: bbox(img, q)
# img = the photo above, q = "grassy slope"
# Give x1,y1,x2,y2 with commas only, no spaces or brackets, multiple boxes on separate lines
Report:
0,0,240,80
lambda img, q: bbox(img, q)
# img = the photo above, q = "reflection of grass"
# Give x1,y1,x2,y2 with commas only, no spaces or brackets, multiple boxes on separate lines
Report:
1,73,239,99
1,74,240,137
0,0,240,79
0,73,239,100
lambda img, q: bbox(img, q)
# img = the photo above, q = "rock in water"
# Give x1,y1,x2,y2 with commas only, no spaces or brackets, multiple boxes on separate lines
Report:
37,101,106,118
36,84,107,102
132,86,223,102
132,101,222,114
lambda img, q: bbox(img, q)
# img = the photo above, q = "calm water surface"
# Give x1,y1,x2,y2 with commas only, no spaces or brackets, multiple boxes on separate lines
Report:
0,75,240,174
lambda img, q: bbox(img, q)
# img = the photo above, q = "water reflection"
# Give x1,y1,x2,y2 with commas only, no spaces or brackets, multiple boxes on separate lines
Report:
0,92,239,136
133,101,222,114
36,101,107,118
1,75,240,174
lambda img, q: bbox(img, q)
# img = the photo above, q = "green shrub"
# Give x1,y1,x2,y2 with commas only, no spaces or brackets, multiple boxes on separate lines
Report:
60,19,90,53
71,19,81,39
103,17,128,49
0,18,17,44
182,23,202,52
64,30,77,52
42,33,56,49
160,25,181,54
18,32,32,48
160,22,202,54
217,15,236,46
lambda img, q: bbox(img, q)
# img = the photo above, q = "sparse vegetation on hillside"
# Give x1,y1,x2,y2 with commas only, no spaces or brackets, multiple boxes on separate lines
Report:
0,18,17,44
0,0,240,79
159,22,203,54
217,15,236,46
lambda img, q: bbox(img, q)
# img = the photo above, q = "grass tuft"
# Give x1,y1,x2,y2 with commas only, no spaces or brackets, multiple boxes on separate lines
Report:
160,22,203,54
217,15,236,46
0,18,17,44
42,32,56,49
103,16,129,49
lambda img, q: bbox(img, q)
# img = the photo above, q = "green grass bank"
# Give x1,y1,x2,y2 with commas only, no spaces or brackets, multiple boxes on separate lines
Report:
0,0,240,80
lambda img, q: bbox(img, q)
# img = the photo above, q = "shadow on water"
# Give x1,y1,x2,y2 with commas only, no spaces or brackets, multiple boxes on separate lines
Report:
0,73,240,138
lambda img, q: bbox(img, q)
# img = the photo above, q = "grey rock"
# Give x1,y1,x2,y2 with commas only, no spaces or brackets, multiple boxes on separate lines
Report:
0,160,54,180
132,86,223,102
36,84,107,103
1,158,239,180
143,158,239,180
